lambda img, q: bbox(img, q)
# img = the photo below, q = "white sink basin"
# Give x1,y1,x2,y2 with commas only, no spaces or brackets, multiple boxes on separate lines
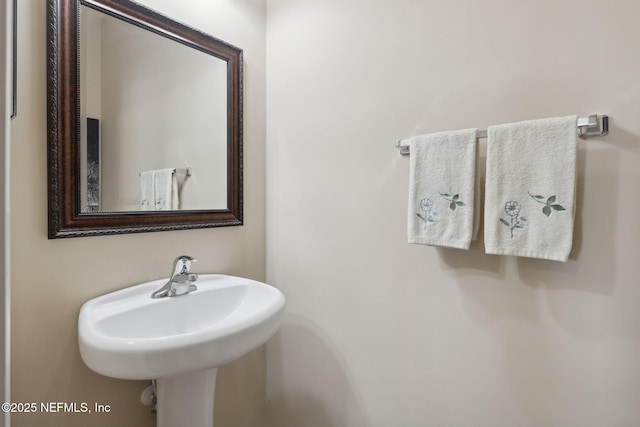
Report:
78,274,285,380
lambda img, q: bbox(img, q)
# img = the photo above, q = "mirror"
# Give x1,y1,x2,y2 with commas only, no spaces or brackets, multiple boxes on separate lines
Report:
47,0,243,238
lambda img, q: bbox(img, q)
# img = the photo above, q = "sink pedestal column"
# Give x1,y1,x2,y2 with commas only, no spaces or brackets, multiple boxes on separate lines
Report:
156,368,218,427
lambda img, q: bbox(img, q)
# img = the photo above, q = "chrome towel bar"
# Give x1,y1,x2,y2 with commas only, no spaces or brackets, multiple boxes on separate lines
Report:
396,114,608,155
139,167,192,177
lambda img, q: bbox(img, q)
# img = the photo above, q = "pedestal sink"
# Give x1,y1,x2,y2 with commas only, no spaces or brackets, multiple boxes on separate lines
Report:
78,274,285,427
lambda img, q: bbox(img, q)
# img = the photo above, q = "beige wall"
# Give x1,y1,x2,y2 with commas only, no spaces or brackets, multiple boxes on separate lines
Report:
11,0,640,426
11,0,265,426
265,0,640,426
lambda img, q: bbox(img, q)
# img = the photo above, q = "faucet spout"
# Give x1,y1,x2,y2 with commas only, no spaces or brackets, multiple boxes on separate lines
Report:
151,256,199,298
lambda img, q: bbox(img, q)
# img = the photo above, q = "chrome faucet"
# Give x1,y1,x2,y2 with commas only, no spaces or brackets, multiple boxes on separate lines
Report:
151,255,198,298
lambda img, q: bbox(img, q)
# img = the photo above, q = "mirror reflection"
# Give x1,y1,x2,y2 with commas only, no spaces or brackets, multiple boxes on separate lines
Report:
79,5,228,212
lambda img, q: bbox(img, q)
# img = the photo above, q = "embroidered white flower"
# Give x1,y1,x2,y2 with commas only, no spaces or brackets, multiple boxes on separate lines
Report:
504,201,521,218
420,198,433,212
416,198,438,224
500,201,527,238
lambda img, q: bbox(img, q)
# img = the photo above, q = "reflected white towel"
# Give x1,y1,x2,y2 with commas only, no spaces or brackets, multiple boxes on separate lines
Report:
139,169,179,211
484,115,577,262
154,168,179,210
408,129,478,249
140,171,155,211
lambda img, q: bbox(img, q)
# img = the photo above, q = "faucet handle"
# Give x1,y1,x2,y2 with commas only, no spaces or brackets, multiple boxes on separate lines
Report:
171,255,197,276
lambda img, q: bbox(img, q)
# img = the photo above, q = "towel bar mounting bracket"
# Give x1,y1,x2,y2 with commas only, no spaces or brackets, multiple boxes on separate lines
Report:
577,114,608,138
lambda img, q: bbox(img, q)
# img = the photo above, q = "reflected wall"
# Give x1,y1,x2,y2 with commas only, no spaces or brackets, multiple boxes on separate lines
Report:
80,5,228,212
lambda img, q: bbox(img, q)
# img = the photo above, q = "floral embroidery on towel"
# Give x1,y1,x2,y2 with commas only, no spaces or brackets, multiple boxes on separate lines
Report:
528,192,566,217
500,201,528,238
416,198,439,226
439,192,466,211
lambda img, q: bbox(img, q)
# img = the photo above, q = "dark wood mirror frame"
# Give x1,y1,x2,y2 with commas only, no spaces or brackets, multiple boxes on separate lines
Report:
47,0,243,238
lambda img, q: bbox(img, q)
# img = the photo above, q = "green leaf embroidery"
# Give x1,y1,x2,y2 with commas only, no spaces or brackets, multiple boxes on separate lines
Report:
416,213,427,222
439,192,466,212
529,191,567,218
500,218,510,226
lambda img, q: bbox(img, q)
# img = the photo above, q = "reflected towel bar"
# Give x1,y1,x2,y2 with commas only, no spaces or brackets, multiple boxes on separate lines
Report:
175,167,193,176
139,167,193,177
395,114,608,155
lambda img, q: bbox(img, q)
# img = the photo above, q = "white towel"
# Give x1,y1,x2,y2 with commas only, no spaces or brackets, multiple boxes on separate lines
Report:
140,171,155,211
154,168,179,211
408,129,478,249
139,169,179,211
484,115,577,262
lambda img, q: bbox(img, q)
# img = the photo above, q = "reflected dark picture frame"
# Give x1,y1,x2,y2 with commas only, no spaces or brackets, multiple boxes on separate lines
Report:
85,118,100,212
